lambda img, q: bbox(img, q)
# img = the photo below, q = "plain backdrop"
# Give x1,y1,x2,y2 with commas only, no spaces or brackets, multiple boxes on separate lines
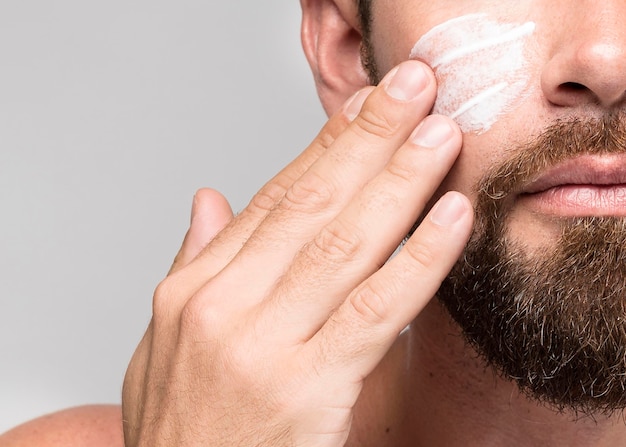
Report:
0,1,326,432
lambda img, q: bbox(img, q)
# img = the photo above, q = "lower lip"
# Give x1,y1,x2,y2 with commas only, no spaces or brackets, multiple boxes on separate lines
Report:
519,185,626,217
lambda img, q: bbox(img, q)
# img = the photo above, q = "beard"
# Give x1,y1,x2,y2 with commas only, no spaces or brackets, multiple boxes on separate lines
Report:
358,33,626,414
436,114,626,415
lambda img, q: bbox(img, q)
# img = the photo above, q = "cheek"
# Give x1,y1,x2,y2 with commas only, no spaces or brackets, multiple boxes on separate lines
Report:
438,140,485,200
409,13,536,134
435,127,512,207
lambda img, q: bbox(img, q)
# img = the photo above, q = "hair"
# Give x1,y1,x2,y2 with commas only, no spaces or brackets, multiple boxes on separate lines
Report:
356,0,371,34
355,0,379,83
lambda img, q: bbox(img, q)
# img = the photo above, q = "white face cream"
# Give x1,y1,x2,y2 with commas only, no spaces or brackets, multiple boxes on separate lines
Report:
409,13,536,134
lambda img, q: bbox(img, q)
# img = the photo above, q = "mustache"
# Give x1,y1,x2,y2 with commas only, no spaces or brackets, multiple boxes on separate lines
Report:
476,112,626,220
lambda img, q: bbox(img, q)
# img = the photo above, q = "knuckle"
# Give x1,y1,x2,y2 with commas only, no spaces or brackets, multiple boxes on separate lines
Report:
179,296,213,336
223,342,258,377
177,280,226,337
250,180,287,215
349,281,392,325
385,156,418,189
354,107,399,140
281,171,336,213
317,127,338,151
152,278,176,319
218,333,274,391
178,292,259,372
403,239,438,271
312,219,363,261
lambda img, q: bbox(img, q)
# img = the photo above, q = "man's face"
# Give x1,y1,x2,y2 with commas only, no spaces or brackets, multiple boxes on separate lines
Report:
366,1,626,237
363,2,626,413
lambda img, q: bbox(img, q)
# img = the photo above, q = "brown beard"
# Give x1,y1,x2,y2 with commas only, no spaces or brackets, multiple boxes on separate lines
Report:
356,26,626,413
437,114,626,415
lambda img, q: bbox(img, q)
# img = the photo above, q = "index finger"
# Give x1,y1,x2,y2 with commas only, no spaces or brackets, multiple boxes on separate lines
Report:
164,87,374,292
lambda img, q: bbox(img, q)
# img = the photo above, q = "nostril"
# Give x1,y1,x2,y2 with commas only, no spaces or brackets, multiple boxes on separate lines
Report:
549,82,593,106
560,82,587,92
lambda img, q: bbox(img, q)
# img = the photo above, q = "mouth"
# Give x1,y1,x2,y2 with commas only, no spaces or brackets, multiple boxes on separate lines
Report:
518,154,626,217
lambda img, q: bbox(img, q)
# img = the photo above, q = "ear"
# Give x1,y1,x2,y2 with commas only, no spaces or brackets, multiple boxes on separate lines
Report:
301,0,370,116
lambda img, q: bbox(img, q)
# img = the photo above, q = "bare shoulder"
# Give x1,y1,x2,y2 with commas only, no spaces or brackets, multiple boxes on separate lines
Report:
0,405,123,447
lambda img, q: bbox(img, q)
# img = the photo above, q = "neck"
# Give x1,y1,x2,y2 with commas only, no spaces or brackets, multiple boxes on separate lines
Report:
351,300,626,446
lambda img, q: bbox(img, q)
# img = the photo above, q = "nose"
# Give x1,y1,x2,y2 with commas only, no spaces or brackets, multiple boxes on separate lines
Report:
541,3,626,109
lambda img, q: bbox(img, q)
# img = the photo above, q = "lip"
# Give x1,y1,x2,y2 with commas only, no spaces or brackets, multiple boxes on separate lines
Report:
518,155,626,217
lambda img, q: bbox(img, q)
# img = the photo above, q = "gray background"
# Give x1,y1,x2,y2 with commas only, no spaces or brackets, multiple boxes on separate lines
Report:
0,1,326,432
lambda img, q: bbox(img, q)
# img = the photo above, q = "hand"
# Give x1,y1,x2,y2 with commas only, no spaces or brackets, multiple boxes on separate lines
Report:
122,60,474,447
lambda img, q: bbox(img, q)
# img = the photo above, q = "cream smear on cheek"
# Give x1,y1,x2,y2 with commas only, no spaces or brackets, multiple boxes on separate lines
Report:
409,13,536,134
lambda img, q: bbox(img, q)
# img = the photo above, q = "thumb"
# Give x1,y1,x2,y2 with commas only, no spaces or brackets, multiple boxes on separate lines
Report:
168,188,233,275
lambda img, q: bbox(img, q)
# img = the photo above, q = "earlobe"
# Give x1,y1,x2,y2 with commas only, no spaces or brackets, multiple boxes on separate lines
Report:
301,0,370,116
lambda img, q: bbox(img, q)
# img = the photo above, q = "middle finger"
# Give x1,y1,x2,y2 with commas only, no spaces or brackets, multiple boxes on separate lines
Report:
209,60,439,309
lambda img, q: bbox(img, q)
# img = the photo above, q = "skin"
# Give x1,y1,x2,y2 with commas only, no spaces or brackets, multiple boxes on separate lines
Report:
4,0,626,445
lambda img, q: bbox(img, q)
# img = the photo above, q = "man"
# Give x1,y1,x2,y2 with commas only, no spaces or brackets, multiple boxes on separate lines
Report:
4,0,626,445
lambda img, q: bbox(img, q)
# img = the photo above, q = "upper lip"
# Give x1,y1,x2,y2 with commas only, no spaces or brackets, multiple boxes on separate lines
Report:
521,154,626,194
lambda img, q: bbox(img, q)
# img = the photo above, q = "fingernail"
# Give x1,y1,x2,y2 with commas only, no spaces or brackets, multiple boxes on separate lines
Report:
410,116,455,148
344,89,370,121
430,192,467,226
384,62,429,101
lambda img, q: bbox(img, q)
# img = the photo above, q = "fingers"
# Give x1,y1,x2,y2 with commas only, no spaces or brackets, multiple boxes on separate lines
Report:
257,114,463,342
210,61,440,309
125,61,463,447
152,88,371,320
306,191,473,377
169,188,234,275
186,89,368,272
157,60,443,339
